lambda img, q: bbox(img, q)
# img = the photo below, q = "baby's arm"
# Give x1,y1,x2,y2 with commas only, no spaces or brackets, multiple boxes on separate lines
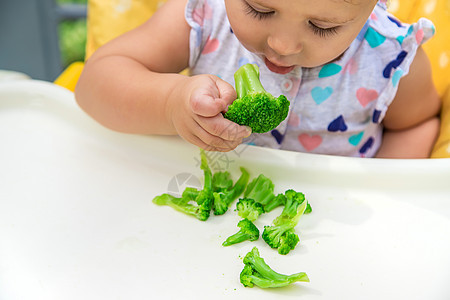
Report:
376,47,441,158
75,0,250,152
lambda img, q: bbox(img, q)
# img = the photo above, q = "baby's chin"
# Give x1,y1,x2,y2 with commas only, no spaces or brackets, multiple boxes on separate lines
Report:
299,53,348,69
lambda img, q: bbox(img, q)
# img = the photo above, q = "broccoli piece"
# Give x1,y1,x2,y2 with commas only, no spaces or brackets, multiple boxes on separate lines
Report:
152,193,212,221
212,171,233,192
198,149,213,204
262,197,309,254
222,218,260,246
264,193,287,213
240,247,309,288
235,198,265,221
181,187,200,202
273,189,306,225
305,203,312,214
152,150,213,221
277,230,300,255
212,167,250,215
224,63,290,133
244,174,276,209
262,224,300,255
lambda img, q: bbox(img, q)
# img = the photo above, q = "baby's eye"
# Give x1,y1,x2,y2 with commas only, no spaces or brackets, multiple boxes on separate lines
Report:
308,21,339,37
243,1,274,20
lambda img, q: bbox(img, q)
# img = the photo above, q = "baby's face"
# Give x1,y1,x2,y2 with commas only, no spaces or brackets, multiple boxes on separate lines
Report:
225,0,377,73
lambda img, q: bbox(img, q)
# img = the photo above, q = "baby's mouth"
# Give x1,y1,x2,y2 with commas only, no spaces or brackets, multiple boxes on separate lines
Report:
264,57,295,74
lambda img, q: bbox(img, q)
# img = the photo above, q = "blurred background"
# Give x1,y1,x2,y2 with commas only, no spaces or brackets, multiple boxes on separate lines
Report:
0,0,87,81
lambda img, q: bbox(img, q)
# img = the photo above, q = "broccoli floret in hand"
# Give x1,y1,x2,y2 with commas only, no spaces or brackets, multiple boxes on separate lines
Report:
212,167,250,215
236,198,265,221
240,247,309,288
262,196,309,254
222,218,260,246
224,64,290,133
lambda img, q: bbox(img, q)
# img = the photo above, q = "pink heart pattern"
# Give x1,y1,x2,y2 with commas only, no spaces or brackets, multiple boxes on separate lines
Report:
343,58,358,75
192,2,213,26
298,134,322,151
202,36,220,54
415,29,424,44
356,88,378,107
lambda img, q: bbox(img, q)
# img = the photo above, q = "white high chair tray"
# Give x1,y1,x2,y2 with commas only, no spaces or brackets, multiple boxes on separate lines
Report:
0,80,449,300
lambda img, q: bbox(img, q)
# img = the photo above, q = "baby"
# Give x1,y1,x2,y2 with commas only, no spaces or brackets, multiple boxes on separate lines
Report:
75,0,441,158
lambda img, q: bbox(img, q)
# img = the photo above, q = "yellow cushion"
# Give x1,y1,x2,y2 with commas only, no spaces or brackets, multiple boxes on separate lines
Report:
55,0,167,90
387,0,421,23
85,0,167,59
54,61,84,92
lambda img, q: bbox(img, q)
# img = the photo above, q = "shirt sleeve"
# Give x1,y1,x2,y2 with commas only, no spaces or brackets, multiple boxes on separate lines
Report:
185,0,213,68
368,4,435,123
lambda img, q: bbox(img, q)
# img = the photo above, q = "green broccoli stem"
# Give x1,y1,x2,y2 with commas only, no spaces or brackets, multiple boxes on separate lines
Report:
223,219,259,246
231,167,250,199
213,167,250,215
222,232,252,246
153,194,183,209
264,193,286,213
274,197,308,227
234,64,266,98
153,194,204,220
200,150,213,194
245,275,280,288
247,273,309,288
289,199,308,225
244,248,309,283
182,187,200,201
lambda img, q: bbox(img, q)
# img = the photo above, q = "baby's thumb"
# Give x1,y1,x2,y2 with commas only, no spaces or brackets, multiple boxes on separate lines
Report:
215,77,237,111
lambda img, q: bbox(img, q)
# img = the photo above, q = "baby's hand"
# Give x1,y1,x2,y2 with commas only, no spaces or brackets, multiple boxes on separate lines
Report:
168,74,251,152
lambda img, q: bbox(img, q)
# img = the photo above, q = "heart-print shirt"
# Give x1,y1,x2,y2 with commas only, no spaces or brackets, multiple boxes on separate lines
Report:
185,0,435,157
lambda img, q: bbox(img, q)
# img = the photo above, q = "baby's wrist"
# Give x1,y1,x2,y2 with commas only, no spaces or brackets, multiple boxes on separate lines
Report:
164,74,192,128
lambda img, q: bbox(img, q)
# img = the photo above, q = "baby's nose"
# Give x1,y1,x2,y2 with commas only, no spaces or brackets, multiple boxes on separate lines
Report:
267,35,303,56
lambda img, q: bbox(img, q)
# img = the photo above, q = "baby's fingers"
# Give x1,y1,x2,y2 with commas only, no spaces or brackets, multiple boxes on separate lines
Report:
184,132,239,152
198,115,251,143
189,76,237,117
214,77,237,110
190,94,227,117
175,117,238,152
